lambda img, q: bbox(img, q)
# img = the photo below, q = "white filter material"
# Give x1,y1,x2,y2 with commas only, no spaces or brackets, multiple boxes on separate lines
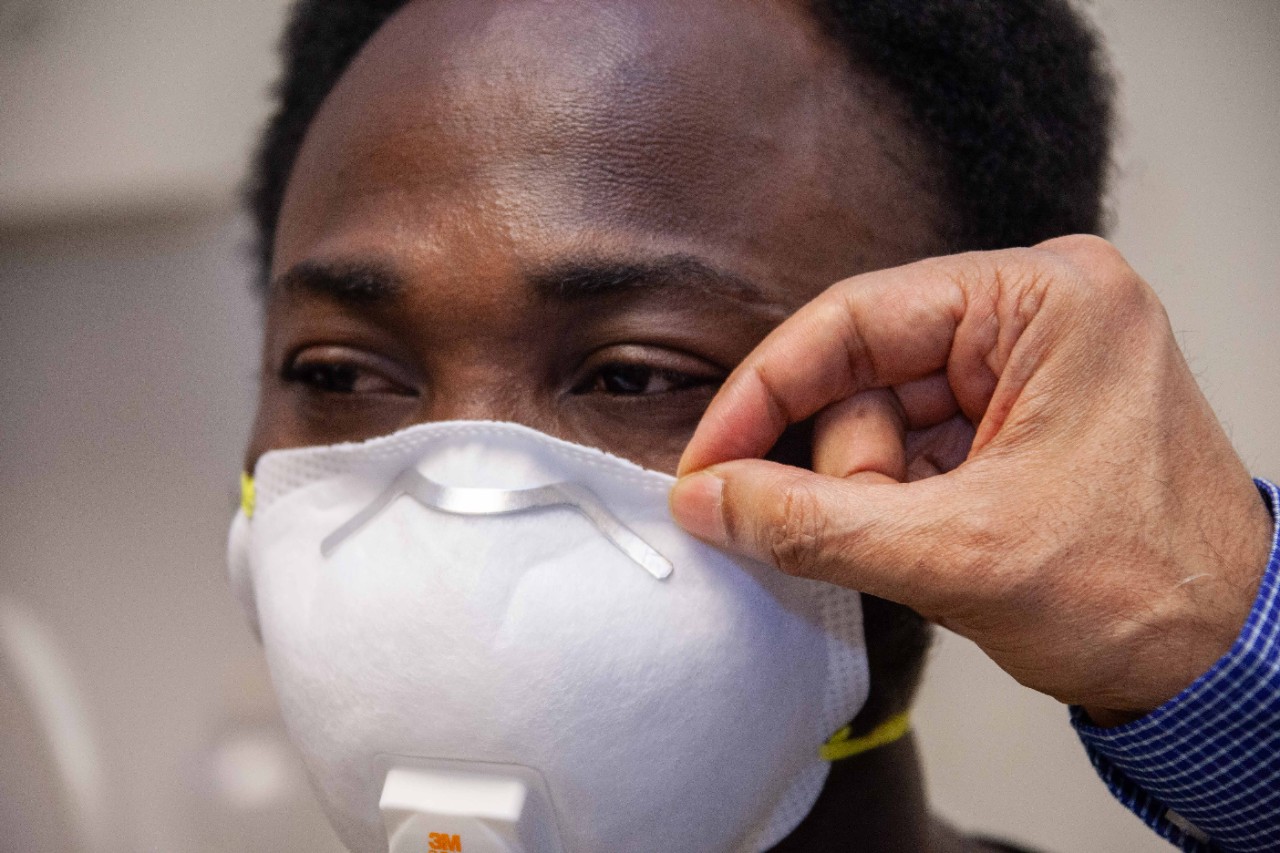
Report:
229,420,867,853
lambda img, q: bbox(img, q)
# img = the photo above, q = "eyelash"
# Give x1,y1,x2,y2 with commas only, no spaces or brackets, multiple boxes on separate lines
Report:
282,360,359,394
280,352,721,398
571,362,717,397
281,352,415,397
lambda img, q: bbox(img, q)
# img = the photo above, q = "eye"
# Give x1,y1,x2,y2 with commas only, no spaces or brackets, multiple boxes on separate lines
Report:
571,348,724,398
281,346,417,396
584,363,701,395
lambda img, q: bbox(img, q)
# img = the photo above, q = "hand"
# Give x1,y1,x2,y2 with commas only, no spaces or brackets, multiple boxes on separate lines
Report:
670,235,1274,724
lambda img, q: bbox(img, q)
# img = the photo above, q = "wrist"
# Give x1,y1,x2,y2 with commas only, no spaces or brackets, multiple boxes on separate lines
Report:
1083,477,1278,727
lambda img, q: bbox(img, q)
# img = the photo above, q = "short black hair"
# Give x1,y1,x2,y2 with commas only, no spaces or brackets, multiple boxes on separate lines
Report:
246,0,1115,734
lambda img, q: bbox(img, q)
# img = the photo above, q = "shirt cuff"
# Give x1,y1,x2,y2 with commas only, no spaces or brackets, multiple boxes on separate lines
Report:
1071,478,1280,853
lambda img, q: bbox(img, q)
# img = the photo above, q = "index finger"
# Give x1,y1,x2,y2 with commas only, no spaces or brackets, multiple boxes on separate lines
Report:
677,251,1009,476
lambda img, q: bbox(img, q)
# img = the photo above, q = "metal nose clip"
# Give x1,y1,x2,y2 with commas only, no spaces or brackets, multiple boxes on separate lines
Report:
320,468,673,580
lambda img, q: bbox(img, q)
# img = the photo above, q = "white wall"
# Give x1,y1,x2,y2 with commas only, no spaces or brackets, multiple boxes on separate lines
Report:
0,216,347,853
0,2,1276,852
0,0,286,222
915,3,1280,850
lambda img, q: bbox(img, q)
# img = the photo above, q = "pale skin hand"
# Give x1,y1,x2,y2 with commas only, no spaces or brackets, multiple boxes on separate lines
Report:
670,235,1275,724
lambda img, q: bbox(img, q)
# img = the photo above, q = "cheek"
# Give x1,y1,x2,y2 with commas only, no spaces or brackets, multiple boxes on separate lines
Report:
599,435,688,477
245,378,414,473
560,408,705,476
560,390,813,477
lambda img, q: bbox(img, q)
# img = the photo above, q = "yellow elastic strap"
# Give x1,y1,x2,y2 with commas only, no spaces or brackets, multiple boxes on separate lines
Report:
240,472,256,519
820,711,912,762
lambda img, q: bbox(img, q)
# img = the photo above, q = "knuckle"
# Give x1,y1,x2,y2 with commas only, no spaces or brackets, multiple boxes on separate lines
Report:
993,257,1050,322
1038,236,1145,305
767,478,829,577
943,252,999,301
1038,234,1123,270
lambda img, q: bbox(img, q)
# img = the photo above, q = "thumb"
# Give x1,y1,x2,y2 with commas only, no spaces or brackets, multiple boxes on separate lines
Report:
669,459,954,606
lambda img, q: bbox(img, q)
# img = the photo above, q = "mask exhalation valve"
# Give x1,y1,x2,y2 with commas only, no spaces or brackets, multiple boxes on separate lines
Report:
380,761,565,853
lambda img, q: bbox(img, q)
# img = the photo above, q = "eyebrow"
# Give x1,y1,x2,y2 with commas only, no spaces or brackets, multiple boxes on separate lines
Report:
271,260,405,306
528,255,769,304
271,253,770,308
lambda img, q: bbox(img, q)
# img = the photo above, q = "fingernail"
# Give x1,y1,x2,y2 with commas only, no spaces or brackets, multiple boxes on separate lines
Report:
670,471,727,544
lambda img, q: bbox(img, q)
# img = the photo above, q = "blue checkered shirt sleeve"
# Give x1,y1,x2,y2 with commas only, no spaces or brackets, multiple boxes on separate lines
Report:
1071,478,1280,852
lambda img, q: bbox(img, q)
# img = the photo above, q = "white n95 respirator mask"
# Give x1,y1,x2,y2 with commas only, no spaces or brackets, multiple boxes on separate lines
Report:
226,420,868,853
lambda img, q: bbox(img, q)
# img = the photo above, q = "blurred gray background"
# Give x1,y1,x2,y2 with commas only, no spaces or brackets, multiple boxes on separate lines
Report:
1,1,1276,851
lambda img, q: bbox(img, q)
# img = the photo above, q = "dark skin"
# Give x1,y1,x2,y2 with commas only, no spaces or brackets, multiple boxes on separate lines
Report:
247,0,1005,849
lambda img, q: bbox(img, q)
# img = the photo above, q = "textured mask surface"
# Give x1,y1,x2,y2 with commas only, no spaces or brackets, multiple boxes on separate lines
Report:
228,421,867,853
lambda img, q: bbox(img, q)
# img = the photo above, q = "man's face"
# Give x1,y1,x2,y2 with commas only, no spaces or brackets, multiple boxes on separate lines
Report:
247,0,947,472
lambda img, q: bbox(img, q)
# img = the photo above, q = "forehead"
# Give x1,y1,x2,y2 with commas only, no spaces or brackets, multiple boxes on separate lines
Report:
274,0,945,293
